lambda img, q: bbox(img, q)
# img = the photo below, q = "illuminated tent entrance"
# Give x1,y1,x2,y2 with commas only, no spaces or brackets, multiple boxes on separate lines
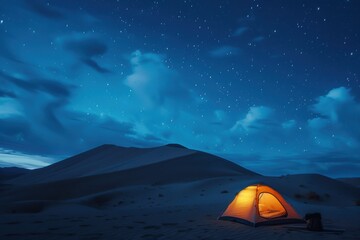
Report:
219,184,304,227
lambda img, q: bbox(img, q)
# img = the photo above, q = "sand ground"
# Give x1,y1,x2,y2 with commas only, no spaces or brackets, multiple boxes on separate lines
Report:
1,176,359,240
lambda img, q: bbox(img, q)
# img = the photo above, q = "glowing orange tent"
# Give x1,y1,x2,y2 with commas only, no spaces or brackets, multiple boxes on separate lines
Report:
219,184,304,227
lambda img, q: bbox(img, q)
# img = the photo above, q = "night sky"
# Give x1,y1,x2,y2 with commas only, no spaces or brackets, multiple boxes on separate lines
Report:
0,0,359,177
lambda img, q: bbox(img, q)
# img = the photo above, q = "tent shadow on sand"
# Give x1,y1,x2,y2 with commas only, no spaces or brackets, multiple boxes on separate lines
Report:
218,184,306,227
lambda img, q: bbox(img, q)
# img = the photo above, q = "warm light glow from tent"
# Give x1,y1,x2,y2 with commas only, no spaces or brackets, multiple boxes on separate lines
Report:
219,184,303,226
258,192,286,218
221,185,257,220
235,186,256,205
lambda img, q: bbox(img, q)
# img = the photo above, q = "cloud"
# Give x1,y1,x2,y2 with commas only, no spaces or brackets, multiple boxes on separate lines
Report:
0,71,73,98
308,87,360,149
0,71,75,132
310,87,354,122
82,59,111,74
253,36,265,42
225,106,307,158
0,68,147,157
121,50,196,144
0,32,24,63
0,115,28,137
211,110,227,125
224,87,360,161
124,50,189,108
233,27,248,36
282,119,296,129
227,152,360,178
231,106,274,133
308,117,328,129
0,107,141,156
0,89,16,98
60,34,110,74
0,99,22,117
0,149,52,169
62,37,107,58
25,0,64,20
0,149,54,169
209,46,240,58
60,112,140,150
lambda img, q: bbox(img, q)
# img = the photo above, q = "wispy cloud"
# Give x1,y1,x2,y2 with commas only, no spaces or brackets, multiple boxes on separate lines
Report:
125,50,189,108
233,26,248,36
310,87,354,122
282,119,296,129
227,152,360,178
231,106,275,133
308,87,360,149
209,46,240,58
0,66,145,157
122,50,195,142
0,89,17,98
0,149,52,169
25,0,64,20
59,34,111,74
253,36,265,42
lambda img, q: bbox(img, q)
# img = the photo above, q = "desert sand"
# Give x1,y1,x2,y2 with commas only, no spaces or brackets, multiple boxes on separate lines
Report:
0,144,359,239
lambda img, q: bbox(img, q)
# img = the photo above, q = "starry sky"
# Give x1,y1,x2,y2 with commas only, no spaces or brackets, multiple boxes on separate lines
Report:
0,0,359,177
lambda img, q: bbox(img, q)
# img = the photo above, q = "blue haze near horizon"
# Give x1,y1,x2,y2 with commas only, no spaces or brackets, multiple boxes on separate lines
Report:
0,0,359,178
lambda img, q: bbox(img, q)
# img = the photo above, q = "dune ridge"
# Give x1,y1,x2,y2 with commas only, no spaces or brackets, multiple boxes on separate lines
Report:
1,144,359,240
8,144,205,185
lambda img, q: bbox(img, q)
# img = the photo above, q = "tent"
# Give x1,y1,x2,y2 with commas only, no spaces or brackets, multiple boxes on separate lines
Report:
219,184,304,227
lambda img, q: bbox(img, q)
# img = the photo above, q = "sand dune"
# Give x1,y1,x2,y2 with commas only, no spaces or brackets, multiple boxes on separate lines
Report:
1,144,359,239
1,176,359,239
8,144,254,185
259,174,360,206
2,152,256,203
337,177,360,188
0,167,30,181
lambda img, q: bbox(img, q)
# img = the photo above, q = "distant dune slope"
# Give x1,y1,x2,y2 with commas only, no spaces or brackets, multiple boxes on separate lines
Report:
8,144,194,185
261,174,360,206
2,151,256,201
0,167,30,181
8,144,256,186
337,177,360,188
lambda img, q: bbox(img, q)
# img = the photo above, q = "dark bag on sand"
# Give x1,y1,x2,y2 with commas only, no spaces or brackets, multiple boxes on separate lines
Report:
305,212,323,231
